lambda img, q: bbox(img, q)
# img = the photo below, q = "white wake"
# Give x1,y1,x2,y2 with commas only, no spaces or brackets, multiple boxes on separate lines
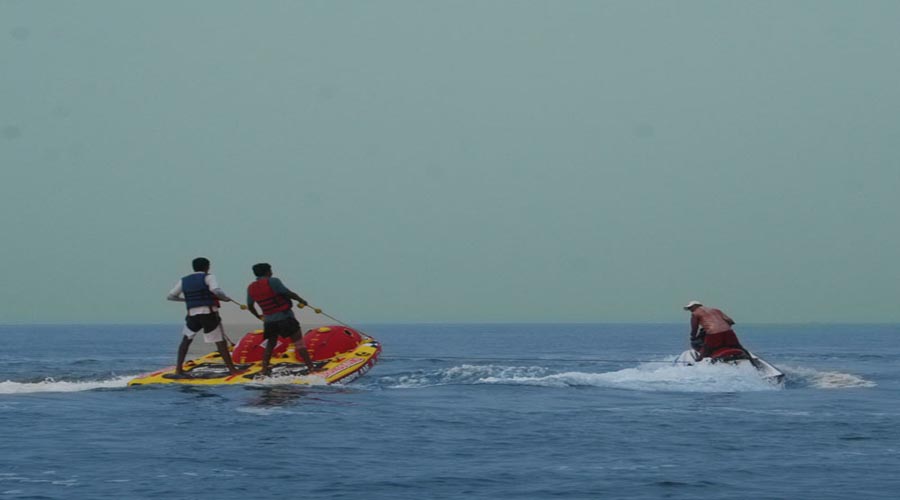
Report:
782,365,876,389
0,375,133,394
381,362,781,392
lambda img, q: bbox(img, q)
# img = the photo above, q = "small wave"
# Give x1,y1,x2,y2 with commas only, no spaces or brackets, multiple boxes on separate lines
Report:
235,406,282,416
0,375,132,394
782,366,876,389
379,362,779,392
379,364,548,388
483,362,780,392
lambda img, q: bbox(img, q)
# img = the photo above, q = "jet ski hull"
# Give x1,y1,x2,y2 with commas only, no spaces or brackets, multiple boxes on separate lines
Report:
129,326,381,386
675,349,784,385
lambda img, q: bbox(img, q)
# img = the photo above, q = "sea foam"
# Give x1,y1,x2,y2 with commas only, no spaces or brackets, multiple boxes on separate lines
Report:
0,375,132,394
379,362,781,392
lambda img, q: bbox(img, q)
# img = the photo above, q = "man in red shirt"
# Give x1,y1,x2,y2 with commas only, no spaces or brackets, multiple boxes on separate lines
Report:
683,301,747,360
246,263,317,377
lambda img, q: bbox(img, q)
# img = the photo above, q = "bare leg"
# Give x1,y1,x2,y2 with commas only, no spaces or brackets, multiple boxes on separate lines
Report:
176,336,192,375
290,331,316,372
260,337,276,376
215,340,240,376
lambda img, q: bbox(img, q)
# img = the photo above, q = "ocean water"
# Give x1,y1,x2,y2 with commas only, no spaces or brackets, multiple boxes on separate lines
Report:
0,323,896,499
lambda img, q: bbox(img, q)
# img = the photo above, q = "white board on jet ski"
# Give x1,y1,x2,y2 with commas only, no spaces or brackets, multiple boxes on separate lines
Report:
675,347,784,385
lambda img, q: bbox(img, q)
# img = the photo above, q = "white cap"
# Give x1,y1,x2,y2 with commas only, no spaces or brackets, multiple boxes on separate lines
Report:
683,300,702,310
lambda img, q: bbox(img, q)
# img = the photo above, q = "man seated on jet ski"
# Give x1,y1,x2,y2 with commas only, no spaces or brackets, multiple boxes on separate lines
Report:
683,300,748,361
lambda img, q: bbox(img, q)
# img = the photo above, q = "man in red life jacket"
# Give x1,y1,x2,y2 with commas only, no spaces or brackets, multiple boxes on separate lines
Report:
683,300,747,360
246,263,317,376
167,257,240,377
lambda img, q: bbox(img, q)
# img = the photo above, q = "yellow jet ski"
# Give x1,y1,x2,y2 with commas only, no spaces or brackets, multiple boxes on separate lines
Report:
129,325,381,386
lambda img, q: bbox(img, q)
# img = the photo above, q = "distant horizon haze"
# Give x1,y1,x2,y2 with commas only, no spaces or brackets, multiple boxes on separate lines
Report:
2,1,898,324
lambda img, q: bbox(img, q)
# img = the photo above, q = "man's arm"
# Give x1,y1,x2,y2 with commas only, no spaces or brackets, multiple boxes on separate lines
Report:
722,311,735,326
245,290,263,320
247,303,263,321
166,281,185,302
689,315,700,338
285,291,306,305
270,278,307,306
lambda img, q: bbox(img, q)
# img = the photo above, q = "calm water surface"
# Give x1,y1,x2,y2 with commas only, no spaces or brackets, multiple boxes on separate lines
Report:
0,323,897,499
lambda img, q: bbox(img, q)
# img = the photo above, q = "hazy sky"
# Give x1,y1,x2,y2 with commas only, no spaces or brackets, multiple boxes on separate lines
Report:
2,1,899,324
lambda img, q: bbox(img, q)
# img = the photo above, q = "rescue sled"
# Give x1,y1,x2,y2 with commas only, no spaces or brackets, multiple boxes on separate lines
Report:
675,347,784,385
128,325,381,386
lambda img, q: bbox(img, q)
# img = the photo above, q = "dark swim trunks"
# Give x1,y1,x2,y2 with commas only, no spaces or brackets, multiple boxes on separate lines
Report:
263,317,301,341
185,313,221,333
700,329,744,357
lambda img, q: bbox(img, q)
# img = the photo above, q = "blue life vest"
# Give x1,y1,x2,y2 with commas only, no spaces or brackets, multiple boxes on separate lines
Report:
182,273,218,310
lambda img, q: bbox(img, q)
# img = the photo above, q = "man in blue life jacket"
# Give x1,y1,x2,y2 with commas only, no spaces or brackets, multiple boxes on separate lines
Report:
246,263,317,377
167,257,240,377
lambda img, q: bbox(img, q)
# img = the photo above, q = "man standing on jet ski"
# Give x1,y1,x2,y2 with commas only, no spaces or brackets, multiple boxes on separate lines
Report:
683,301,747,360
245,263,317,377
167,257,241,377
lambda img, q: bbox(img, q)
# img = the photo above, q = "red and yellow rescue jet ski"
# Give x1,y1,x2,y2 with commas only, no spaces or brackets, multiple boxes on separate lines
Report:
129,325,380,386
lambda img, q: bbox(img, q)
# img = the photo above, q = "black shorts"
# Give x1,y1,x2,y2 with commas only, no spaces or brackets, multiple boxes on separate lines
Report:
185,313,221,333
263,317,301,341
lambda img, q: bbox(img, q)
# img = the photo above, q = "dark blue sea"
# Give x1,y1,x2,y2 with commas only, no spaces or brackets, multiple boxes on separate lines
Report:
0,323,897,499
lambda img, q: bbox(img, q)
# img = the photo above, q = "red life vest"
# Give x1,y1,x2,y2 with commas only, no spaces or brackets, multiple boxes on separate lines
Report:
247,278,292,315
